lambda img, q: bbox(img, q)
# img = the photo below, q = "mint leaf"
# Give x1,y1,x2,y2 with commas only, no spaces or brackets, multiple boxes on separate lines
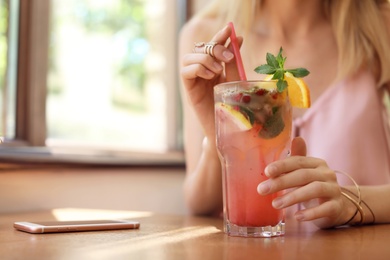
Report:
276,79,288,92
254,64,276,74
239,106,255,125
276,47,286,68
266,53,278,68
259,106,285,139
273,69,284,80
273,68,287,92
286,68,310,78
254,47,310,93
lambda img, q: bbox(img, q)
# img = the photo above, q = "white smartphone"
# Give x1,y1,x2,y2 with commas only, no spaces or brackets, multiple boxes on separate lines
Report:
14,219,140,234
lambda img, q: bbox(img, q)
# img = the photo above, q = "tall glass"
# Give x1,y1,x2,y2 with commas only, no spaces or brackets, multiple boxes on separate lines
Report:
214,80,292,237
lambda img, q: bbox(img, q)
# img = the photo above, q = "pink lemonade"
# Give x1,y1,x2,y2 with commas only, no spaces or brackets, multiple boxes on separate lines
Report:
214,81,292,237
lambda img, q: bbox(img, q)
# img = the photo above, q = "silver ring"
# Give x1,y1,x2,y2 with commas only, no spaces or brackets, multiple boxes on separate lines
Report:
204,42,217,57
193,41,218,57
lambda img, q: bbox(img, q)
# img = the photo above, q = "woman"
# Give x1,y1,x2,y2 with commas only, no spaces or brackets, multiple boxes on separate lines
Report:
179,0,390,228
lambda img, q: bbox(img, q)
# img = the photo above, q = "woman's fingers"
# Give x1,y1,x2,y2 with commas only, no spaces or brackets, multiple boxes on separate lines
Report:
181,24,246,85
264,137,309,179
181,40,235,83
271,180,339,209
258,166,335,195
295,199,342,223
181,55,224,81
291,137,307,156
257,154,343,227
188,24,242,82
265,156,328,178
192,44,234,63
255,138,345,228
191,25,234,63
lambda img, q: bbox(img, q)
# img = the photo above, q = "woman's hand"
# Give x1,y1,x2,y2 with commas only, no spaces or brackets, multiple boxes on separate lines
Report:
257,137,352,228
180,25,242,139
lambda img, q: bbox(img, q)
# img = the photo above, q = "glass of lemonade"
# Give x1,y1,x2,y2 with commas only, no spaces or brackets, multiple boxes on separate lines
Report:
214,80,292,237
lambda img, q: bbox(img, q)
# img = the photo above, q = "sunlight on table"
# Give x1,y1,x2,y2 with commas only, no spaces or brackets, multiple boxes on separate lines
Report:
51,208,153,221
85,225,221,259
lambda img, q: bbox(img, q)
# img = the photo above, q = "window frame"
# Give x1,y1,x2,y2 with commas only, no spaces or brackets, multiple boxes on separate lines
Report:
0,0,188,166
15,0,49,146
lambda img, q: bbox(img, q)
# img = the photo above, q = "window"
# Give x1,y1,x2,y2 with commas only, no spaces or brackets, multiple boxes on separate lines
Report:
0,0,186,165
0,0,18,142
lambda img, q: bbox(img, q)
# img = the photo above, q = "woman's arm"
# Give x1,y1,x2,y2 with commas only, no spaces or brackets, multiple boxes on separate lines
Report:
359,185,390,224
178,20,238,215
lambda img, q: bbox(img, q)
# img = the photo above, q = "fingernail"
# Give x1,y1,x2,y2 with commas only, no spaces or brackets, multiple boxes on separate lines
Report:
222,51,234,60
272,198,283,209
257,181,270,195
205,69,214,78
213,62,222,71
295,213,305,221
265,165,276,177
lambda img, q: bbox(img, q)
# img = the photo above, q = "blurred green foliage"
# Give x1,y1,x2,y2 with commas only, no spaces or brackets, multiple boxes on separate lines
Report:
48,0,148,111
75,0,147,96
0,0,8,92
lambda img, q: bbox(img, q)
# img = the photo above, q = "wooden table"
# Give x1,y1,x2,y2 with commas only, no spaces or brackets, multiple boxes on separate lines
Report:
1,209,389,259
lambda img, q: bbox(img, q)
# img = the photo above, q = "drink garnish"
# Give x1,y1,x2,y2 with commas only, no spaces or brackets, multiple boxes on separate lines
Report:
254,47,311,108
254,47,309,91
215,48,311,139
215,103,253,131
259,106,285,139
216,89,287,138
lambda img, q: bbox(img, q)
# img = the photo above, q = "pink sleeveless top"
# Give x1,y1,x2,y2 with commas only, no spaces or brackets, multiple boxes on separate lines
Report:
293,70,390,185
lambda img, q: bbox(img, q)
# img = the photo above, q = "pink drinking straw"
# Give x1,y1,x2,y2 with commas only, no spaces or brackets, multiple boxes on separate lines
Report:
228,22,247,81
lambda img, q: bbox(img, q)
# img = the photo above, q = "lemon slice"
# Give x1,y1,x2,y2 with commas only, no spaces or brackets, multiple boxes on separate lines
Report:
264,73,311,108
215,102,252,130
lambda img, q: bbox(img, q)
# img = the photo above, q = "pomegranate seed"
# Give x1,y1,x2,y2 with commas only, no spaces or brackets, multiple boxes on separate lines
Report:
242,95,251,103
255,89,267,96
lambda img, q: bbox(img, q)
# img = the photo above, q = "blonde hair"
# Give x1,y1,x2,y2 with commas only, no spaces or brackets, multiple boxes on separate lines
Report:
194,0,390,87
194,0,256,33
